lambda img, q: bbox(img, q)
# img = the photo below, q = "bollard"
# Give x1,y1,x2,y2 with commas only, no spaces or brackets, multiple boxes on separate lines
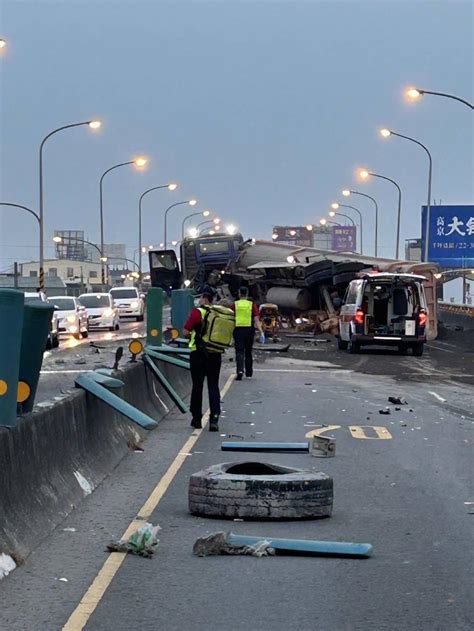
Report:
146,287,164,346
17,302,54,414
0,289,24,427
171,289,194,335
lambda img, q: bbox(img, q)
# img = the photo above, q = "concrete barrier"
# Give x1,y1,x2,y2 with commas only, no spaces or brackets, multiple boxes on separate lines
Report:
0,358,191,563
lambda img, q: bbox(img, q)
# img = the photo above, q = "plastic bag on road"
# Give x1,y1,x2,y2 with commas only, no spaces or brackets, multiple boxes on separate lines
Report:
193,532,274,558
0,553,17,580
107,522,160,558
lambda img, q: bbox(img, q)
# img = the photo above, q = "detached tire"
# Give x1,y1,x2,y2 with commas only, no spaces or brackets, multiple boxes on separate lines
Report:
189,462,333,520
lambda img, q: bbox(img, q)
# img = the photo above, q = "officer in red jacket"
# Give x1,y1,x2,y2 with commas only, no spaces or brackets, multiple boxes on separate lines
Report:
183,287,221,432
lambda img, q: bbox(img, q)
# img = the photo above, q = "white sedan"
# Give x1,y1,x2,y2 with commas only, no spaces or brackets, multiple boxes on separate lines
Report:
52,296,89,339
78,293,120,331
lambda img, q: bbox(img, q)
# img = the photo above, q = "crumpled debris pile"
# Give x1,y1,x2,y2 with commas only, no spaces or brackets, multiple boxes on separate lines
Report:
193,532,275,558
388,396,408,405
0,553,17,580
107,522,160,558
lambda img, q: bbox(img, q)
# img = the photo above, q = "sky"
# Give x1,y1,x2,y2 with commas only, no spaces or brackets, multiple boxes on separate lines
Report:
0,0,473,272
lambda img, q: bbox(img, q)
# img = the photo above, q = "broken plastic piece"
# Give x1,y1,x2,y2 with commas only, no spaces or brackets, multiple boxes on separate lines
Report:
221,441,310,453
193,532,274,557
227,533,372,557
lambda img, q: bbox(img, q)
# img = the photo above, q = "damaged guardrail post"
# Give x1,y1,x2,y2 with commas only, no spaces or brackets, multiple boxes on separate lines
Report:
171,288,194,335
17,302,54,414
146,287,164,346
0,289,24,427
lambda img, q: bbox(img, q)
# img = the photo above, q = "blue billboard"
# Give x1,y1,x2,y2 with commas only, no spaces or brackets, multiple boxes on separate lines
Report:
421,205,474,268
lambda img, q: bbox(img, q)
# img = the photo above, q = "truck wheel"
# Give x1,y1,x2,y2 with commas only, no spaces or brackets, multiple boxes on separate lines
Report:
398,345,408,355
189,462,333,520
412,343,424,357
337,336,348,350
348,339,360,354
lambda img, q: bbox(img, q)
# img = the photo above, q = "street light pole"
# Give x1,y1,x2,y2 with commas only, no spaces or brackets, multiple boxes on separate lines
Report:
358,171,402,259
406,88,473,109
181,211,205,240
164,199,197,248
139,183,176,285
380,129,433,262
342,190,378,256
332,203,364,254
39,120,101,291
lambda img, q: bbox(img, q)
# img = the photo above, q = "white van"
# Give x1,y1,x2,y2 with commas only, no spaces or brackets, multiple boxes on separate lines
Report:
109,287,144,321
338,273,428,356
78,293,119,331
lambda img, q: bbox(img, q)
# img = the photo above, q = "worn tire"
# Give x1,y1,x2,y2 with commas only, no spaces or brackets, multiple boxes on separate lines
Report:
189,462,333,520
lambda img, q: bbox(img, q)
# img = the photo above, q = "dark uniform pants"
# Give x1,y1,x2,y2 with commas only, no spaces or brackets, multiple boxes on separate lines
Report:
233,326,254,377
190,349,222,421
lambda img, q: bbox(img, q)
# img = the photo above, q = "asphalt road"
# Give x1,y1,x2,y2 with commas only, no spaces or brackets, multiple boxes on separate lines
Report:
1,332,473,630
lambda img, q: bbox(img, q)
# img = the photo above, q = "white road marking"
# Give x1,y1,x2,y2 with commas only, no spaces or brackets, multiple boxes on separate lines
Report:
427,344,456,354
429,391,447,403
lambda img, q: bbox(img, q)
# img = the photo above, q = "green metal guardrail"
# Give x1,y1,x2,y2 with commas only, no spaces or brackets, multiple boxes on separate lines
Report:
143,355,189,413
17,302,54,414
171,288,195,335
146,287,164,346
0,289,24,427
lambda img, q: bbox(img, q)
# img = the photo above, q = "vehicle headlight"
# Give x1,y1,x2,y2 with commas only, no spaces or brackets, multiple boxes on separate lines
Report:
67,314,76,323
131,301,139,309
68,325,78,334
103,308,114,317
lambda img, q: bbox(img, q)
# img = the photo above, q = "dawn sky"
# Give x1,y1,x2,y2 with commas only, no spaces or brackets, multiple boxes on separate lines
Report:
1,0,472,270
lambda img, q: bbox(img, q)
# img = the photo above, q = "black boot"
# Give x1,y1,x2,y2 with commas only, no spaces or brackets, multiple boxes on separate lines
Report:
209,415,219,432
236,372,243,381
191,418,202,429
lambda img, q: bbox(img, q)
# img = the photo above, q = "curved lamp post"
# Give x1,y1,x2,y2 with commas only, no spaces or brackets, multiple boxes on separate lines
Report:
358,169,402,260
331,202,363,254
406,87,473,109
1,203,40,283
99,157,147,284
164,199,197,248
342,189,378,256
182,210,210,240
380,128,433,262
39,119,101,290
138,183,177,283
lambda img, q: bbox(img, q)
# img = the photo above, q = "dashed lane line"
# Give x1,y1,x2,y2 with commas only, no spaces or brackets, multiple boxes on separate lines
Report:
62,373,236,631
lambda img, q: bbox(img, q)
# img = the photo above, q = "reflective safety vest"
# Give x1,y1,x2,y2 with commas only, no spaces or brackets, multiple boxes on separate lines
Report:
235,299,253,327
189,308,205,351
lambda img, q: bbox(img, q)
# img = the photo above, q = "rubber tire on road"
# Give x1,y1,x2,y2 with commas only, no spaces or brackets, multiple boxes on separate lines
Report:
348,339,360,354
412,343,424,357
189,462,333,520
82,329,89,338
337,336,348,350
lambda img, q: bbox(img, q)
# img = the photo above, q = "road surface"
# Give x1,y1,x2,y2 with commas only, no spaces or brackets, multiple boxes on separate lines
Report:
2,331,472,631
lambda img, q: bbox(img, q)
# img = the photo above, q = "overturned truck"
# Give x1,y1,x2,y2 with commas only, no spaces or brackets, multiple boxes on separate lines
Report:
228,240,439,341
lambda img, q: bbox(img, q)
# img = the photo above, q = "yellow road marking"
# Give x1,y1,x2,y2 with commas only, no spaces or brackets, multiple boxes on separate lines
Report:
63,373,236,631
349,425,393,440
305,425,341,439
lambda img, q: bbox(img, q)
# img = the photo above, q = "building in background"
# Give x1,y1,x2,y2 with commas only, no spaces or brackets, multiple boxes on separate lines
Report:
89,243,127,266
54,230,88,261
19,259,103,294
405,239,422,262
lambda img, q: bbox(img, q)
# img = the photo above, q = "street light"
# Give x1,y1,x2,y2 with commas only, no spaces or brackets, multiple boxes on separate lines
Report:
331,202,364,254
138,182,177,284
272,233,278,240
38,119,101,290
342,189,378,256
226,224,237,235
99,156,147,283
379,127,433,262
182,210,210,240
0,39,6,49
164,199,197,248
357,168,402,259
405,86,473,109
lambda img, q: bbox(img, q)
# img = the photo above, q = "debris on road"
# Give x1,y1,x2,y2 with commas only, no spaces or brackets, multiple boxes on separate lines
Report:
0,554,16,580
107,522,160,558
193,532,275,557
379,408,391,415
388,396,408,405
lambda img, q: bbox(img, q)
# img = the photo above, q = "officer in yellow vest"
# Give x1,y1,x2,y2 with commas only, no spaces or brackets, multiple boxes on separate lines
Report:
183,287,222,431
232,287,264,381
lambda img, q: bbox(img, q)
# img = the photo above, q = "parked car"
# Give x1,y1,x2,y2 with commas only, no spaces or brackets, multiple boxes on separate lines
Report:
338,273,428,356
109,286,145,321
24,291,60,349
51,296,89,339
78,293,119,331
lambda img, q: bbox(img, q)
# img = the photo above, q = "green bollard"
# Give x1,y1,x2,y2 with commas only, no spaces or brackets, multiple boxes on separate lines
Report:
17,302,54,414
146,287,164,346
0,289,24,427
171,289,195,335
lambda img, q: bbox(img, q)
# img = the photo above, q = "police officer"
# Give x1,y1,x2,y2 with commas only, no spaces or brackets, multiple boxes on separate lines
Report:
232,287,264,381
183,287,222,431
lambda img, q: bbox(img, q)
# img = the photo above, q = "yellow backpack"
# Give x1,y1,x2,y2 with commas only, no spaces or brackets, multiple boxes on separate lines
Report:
198,305,235,353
